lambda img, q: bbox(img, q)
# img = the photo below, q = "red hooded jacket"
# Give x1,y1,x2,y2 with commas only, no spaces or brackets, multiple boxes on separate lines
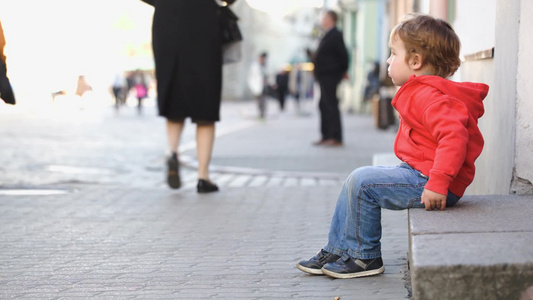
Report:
392,75,489,197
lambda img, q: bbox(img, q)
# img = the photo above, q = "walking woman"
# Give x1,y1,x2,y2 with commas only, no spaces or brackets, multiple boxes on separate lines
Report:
141,0,234,193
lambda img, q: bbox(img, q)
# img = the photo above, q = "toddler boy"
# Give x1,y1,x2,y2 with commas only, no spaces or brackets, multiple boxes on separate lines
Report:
297,14,489,279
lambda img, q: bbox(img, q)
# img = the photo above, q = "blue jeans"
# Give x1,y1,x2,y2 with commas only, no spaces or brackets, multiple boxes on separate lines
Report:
323,163,460,260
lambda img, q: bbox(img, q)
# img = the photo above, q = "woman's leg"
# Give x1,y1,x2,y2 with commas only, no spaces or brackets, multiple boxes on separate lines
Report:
165,119,185,189
196,122,215,180
167,119,185,154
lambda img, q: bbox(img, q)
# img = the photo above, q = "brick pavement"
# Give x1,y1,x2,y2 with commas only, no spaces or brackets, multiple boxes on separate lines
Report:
0,185,409,299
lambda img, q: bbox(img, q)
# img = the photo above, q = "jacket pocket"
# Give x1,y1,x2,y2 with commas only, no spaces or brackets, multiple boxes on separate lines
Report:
398,124,424,160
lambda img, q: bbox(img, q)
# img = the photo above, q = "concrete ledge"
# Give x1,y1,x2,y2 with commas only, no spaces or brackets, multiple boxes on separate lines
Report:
409,194,533,300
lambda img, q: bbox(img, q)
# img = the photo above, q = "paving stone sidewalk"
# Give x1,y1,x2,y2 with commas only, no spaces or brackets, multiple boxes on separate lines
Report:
0,185,409,299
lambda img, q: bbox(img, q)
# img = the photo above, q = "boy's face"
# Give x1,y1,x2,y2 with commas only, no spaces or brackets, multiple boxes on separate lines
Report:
387,36,414,86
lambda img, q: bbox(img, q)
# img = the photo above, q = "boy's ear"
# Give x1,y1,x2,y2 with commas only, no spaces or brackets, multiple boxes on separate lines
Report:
409,54,424,71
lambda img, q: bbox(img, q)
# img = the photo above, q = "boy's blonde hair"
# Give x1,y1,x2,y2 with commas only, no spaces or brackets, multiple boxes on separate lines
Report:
391,14,461,78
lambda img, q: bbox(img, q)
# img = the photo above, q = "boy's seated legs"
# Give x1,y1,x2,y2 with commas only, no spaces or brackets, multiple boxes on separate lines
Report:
297,164,459,278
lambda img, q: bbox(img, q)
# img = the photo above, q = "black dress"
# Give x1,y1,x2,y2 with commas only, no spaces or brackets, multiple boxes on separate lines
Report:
143,0,222,122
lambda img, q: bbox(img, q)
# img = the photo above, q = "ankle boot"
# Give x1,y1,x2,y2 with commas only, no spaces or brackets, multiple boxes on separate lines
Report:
167,153,181,189
197,179,218,193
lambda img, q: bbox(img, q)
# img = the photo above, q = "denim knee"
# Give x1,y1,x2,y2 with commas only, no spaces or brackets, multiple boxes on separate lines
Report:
345,166,373,192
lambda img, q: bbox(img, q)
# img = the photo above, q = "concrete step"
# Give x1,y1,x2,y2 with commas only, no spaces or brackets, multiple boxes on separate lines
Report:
408,194,533,300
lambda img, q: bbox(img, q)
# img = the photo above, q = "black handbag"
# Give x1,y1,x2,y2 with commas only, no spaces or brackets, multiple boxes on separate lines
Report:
0,61,15,105
218,5,242,45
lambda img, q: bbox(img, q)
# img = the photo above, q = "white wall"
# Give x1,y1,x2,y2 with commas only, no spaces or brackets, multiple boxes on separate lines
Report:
453,0,496,59
460,59,505,195
514,0,533,193
461,0,533,195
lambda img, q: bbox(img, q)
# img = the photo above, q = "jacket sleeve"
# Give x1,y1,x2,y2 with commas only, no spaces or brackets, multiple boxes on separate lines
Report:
422,97,470,195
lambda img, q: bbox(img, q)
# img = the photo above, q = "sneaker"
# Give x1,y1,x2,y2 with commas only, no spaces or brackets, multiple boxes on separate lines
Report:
321,256,384,279
296,249,341,275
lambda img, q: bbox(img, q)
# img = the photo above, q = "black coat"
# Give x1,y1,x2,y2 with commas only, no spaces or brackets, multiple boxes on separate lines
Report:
314,27,349,78
142,0,223,121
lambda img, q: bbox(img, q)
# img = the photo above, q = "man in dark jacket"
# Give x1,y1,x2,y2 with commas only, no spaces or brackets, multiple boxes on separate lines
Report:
313,10,348,146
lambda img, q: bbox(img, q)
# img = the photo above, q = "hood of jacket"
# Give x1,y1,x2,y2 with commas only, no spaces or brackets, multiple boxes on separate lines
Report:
393,75,488,119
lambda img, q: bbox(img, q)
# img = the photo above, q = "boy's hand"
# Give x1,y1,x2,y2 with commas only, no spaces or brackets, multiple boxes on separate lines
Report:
421,189,447,210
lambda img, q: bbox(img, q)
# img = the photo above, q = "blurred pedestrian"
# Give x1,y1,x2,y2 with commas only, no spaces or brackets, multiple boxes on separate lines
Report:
0,19,15,105
75,75,92,98
133,70,147,114
311,10,348,147
363,61,381,102
248,52,268,119
288,64,301,110
111,71,127,109
142,0,236,193
275,68,289,111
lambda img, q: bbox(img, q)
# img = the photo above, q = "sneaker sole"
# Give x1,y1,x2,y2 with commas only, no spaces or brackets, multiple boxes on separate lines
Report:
321,266,385,279
296,263,325,275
